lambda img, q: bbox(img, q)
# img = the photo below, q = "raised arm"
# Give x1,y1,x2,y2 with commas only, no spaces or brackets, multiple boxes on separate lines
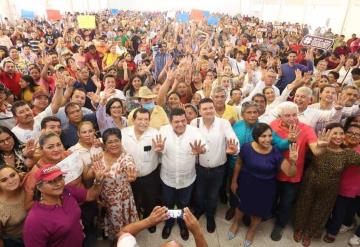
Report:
157,68,175,107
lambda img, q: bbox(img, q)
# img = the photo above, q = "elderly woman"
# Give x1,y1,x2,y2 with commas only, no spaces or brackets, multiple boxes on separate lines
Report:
23,162,104,247
293,123,360,247
68,121,103,180
0,166,27,247
229,123,298,247
96,95,128,135
99,128,138,239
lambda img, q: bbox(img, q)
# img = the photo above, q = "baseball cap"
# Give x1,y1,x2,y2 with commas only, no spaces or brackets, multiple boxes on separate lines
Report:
34,165,64,183
117,233,138,247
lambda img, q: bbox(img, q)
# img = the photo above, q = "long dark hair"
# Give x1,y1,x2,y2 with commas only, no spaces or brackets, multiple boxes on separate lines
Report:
123,74,143,97
0,126,21,165
21,75,38,93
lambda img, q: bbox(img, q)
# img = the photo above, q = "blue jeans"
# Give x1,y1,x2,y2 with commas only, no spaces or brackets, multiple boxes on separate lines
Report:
162,181,194,228
195,164,225,218
275,181,300,228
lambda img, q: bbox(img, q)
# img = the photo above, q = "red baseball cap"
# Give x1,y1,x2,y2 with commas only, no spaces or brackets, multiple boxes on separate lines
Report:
34,165,63,183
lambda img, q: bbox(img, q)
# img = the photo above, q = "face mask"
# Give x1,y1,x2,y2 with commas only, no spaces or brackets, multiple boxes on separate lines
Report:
143,102,155,110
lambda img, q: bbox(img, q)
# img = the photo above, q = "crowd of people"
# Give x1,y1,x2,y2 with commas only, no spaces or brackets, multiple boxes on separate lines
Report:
0,8,359,247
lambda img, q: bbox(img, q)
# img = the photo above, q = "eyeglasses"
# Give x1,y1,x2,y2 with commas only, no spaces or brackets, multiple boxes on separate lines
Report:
0,136,12,145
110,105,122,109
346,132,360,138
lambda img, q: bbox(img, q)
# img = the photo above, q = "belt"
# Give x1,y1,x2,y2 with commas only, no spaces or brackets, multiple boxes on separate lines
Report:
198,163,225,171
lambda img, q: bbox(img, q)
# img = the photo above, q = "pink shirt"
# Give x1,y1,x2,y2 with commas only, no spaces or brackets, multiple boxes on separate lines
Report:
270,119,317,183
338,146,360,198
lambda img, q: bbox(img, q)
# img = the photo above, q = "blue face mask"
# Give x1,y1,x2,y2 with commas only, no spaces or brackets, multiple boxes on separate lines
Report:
143,102,155,110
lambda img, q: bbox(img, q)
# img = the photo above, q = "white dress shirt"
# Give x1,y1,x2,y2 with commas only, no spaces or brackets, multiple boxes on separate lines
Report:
121,126,159,177
190,117,239,168
159,124,207,189
12,105,53,143
243,80,280,103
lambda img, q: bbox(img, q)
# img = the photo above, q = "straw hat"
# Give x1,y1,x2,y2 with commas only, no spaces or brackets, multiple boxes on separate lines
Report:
136,86,157,99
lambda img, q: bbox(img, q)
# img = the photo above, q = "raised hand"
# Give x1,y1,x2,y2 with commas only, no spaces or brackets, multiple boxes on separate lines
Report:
226,138,239,154
333,93,345,110
152,134,166,152
288,125,301,143
91,153,105,181
189,140,206,155
289,143,298,163
23,139,36,158
91,74,102,89
126,166,137,182
317,128,331,147
87,92,100,104
294,69,302,81
339,54,346,64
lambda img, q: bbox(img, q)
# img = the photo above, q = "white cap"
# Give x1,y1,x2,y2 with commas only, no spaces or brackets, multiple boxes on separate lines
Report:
117,233,139,247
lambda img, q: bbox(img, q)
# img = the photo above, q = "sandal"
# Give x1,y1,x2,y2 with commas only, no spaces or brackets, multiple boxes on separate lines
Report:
302,235,312,247
227,222,239,240
323,233,336,243
294,230,303,242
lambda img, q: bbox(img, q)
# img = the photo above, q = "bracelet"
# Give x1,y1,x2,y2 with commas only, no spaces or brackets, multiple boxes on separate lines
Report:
93,179,103,186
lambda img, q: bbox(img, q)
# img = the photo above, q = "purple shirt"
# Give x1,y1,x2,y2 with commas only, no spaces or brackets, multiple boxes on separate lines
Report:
23,186,87,247
276,60,313,92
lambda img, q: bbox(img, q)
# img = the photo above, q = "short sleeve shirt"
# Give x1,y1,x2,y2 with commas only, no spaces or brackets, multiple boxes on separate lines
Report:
270,119,317,183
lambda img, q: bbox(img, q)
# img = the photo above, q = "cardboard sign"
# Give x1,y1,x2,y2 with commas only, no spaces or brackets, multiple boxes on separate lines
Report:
301,34,334,50
77,15,96,29
21,10,35,19
190,9,204,21
46,10,61,21
176,13,189,23
247,22,257,27
207,16,220,26
54,152,83,184
257,28,267,32
111,9,120,15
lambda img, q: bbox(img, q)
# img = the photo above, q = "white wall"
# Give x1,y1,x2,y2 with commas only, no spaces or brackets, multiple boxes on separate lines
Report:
0,0,358,38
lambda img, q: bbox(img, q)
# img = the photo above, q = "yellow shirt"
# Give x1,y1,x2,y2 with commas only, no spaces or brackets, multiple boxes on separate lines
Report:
103,53,119,67
216,104,239,124
127,105,169,130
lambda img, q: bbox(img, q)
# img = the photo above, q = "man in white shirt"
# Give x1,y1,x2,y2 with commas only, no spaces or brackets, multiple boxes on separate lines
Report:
227,50,246,76
121,108,160,233
190,98,239,233
99,74,126,101
11,81,62,143
154,108,207,241
243,70,280,102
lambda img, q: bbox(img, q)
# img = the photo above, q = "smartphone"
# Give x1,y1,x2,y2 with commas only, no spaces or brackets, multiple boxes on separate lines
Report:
168,209,183,218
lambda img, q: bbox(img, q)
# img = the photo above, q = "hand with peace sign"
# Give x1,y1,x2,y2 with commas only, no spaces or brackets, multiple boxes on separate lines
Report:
152,134,166,152
226,138,239,155
91,153,105,182
288,125,301,143
189,140,206,155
